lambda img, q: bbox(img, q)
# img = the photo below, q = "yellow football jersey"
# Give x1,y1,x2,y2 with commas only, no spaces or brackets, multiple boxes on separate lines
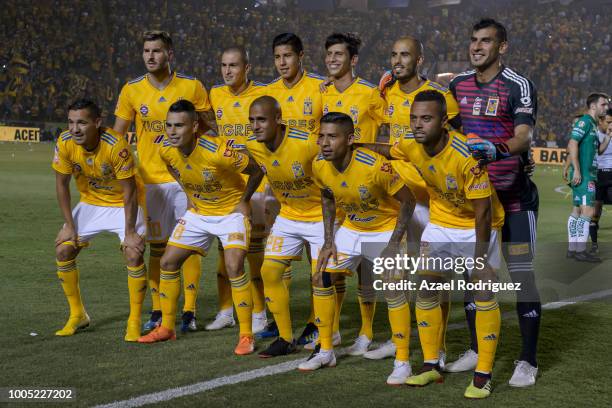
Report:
390,131,504,229
385,80,460,146
210,80,267,148
322,77,386,144
159,135,248,216
52,128,135,207
312,147,403,232
115,72,211,185
265,71,324,137
246,127,322,222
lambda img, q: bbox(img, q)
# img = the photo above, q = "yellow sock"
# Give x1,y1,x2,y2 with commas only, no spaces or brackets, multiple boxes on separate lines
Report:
333,278,346,333
439,291,451,352
229,273,253,336
159,269,180,330
306,288,316,324
56,259,85,317
387,294,410,361
148,243,165,311
281,265,292,289
127,264,147,322
216,252,233,312
313,286,336,350
247,251,266,314
261,259,292,340
357,286,376,340
182,254,201,313
415,295,442,361
475,299,501,374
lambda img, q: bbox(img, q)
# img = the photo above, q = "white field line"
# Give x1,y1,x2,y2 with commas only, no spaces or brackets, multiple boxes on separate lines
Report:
93,288,612,408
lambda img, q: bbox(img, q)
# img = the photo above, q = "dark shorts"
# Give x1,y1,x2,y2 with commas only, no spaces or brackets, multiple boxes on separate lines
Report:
596,169,612,204
501,210,538,263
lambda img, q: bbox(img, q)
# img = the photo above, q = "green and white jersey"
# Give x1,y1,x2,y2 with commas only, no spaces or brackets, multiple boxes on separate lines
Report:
570,114,598,179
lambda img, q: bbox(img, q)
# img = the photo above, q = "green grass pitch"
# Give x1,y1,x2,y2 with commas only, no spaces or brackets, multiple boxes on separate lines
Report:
1,142,611,407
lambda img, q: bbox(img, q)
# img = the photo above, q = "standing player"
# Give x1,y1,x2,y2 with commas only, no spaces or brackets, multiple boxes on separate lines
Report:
113,31,214,333
393,91,504,398
53,99,146,342
321,32,387,354
207,46,268,334
567,93,609,261
448,19,541,386
266,33,326,344
591,109,612,251
247,96,330,357
137,100,263,355
303,112,416,386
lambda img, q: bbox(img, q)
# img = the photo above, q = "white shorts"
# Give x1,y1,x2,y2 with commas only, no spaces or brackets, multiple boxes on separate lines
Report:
323,226,393,274
70,202,145,245
265,216,325,261
145,182,187,242
407,202,430,243
168,211,250,256
419,223,501,275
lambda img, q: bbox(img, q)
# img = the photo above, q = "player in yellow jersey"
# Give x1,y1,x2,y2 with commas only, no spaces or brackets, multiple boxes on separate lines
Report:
322,33,386,144
321,33,388,354
207,46,269,334
113,31,214,333
137,100,263,355
300,112,416,384
53,99,146,342
246,96,332,358
266,33,326,344
367,90,504,398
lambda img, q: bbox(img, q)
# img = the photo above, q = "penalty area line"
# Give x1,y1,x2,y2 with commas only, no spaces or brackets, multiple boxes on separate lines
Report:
93,288,612,408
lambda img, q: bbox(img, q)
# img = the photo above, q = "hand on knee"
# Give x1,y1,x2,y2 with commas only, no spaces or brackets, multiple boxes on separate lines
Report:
56,243,77,262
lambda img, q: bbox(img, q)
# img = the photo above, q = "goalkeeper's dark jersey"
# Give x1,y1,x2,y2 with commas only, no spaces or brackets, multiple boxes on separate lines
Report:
449,66,539,213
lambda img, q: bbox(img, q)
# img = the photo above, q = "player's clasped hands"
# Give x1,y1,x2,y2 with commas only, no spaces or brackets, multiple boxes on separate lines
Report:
123,231,145,255
55,224,78,247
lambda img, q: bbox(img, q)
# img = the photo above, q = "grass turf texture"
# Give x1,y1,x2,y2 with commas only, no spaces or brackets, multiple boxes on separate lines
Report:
1,142,611,407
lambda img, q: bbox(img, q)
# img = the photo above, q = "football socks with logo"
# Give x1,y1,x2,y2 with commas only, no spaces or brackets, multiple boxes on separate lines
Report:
56,258,85,318
148,243,166,311
261,259,292,340
415,294,442,362
313,286,336,350
159,269,181,330
475,299,501,374
182,254,201,313
229,273,254,336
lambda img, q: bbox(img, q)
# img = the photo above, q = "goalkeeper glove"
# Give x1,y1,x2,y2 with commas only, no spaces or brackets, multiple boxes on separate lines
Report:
378,70,395,97
466,133,511,164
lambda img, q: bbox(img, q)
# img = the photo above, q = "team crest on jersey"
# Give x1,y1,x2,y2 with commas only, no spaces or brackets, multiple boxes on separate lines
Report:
139,104,149,117
118,148,129,159
446,174,458,190
86,157,93,166
303,97,313,115
202,169,214,182
588,181,596,192
472,97,482,116
485,97,499,116
216,108,223,119
291,161,305,179
100,163,113,177
350,106,359,124
323,104,329,115
358,185,372,201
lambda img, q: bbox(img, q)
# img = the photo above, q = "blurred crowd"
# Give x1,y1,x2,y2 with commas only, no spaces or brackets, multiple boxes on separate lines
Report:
1,0,609,147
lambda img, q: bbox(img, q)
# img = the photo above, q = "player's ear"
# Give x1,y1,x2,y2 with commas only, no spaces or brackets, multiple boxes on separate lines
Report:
192,116,199,134
351,54,359,68
245,63,252,77
94,116,102,129
167,48,175,63
416,54,424,70
441,114,448,129
347,131,355,146
498,41,508,56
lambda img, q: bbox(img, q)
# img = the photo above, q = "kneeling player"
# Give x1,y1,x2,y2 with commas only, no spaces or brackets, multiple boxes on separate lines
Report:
305,112,417,386
390,91,504,398
137,100,263,355
53,99,146,341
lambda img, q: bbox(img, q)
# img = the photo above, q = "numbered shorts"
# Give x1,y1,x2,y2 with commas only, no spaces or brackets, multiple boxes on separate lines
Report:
265,216,325,262
323,226,394,274
571,178,597,207
168,211,250,256
69,202,145,246
145,182,187,242
419,223,501,277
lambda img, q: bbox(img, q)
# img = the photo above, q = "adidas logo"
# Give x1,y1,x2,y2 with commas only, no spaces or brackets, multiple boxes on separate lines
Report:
233,102,241,108
522,310,539,318
460,96,468,105
393,333,405,339
341,181,348,187
336,101,342,107
314,317,321,324
265,297,272,303
287,96,294,102
186,283,196,290
158,96,167,103
483,333,497,341
238,301,248,307
186,164,192,170
272,160,280,166
160,293,167,298
417,321,429,327
151,288,158,293
464,302,476,311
